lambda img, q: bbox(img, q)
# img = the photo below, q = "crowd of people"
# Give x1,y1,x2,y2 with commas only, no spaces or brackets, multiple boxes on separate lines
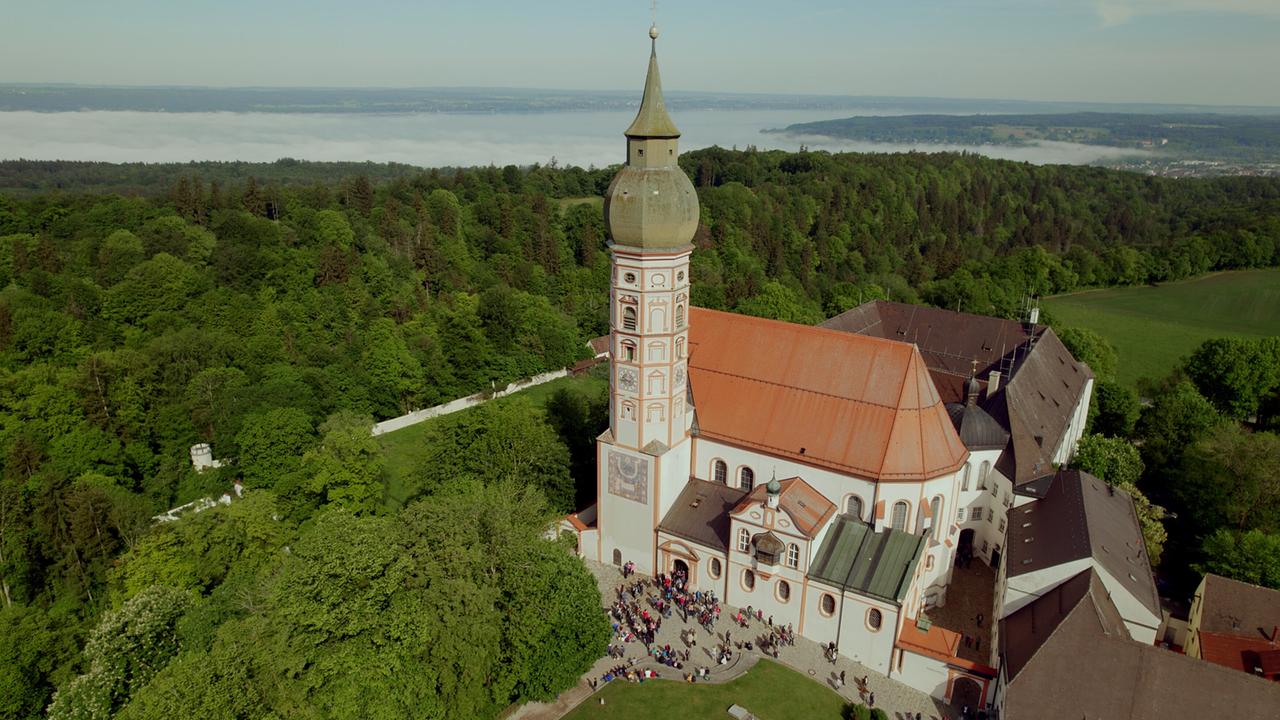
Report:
600,566,812,688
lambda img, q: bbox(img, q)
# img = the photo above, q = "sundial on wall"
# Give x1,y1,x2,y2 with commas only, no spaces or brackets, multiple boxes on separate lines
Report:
619,368,638,392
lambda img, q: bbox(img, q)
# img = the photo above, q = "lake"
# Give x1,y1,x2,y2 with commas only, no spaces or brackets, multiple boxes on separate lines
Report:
0,109,1148,168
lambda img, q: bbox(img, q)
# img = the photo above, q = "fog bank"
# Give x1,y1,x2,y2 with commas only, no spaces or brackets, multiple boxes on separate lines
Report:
0,110,1147,168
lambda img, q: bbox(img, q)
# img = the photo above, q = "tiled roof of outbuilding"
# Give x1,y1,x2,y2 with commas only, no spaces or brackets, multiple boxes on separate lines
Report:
1007,470,1159,618
1198,574,1280,638
688,308,968,481
823,301,1093,487
808,515,926,602
732,477,836,538
657,478,747,552
1000,568,1280,718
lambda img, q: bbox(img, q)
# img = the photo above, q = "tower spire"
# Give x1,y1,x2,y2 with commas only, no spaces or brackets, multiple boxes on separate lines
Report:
625,24,680,139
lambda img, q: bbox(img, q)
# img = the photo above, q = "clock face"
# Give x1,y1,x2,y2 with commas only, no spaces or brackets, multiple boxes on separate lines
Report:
607,451,648,504
674,366,685,388
618,368,638,392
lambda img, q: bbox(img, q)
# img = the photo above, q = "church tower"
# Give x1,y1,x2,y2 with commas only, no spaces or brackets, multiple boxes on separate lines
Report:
595,24,699,574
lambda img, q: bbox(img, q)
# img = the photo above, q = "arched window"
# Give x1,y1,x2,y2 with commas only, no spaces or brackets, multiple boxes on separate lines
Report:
979,461,991,490
961,463,971,491
675,304,686,328
612,549,622,566
713,460,728,484
710,558,722,578
846,495,864,520
737,528,750,553
820,593,836,616
891,501,909,531
777,579,791,602
786,543,800,569
622,306,637,331
621,339,636,362
930,497,943,541
742,569,756,591
620,401,635,421
675,337,685,359
739,467,755,491
867,608,883,631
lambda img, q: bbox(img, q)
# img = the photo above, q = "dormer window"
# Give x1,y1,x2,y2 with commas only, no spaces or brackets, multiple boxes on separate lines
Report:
752,532,784,566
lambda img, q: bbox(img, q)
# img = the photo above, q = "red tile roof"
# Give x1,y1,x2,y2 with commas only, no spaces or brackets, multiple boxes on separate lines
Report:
897,618,997,676
731,477,837,538
688,308,969,481
1198,630,1280,678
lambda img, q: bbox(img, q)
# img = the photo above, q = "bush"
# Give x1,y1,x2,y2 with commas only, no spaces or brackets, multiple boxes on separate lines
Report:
841,702,872,720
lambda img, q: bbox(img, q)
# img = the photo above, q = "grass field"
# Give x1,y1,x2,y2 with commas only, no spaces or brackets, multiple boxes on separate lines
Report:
1043,269,1280,387
377,370,608,508
561,660,849,720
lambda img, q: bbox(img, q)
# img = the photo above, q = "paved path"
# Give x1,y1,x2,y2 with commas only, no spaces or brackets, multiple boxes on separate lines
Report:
508,562,956,720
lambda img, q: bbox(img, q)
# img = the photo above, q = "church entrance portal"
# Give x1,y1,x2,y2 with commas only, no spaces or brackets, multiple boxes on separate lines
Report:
951,676,982,712
673,558,689,580
957,529,976,568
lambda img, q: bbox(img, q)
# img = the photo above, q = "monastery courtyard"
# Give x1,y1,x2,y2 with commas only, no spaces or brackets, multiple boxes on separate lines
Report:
510,561,962,720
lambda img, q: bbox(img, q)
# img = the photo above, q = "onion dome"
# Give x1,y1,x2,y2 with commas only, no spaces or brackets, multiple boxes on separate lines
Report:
946,401,1010,451
604,25,700,251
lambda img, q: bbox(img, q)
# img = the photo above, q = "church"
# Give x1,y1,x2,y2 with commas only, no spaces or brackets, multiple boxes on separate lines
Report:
561,26,1151,710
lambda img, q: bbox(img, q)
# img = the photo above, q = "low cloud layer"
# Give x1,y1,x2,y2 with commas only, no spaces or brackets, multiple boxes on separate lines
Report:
0,110,1144,168
1095,0,1280,26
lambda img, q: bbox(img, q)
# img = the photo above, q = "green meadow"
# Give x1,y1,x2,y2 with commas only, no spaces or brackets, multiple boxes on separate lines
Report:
377,370,607,508
1043,269,1280,387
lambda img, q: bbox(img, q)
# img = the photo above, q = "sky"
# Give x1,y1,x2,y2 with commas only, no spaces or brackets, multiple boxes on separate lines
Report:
1,0,1278,107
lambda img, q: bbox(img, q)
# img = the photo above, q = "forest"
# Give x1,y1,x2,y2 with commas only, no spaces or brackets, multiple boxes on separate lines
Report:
1,148,1279,719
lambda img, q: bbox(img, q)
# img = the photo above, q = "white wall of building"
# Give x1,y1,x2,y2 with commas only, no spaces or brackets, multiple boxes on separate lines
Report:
1052,376,1094,466
893,650,954,701
1001,558,1092,618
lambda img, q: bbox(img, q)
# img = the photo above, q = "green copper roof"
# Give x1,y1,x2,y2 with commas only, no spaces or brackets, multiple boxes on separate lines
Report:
624,41,681,139
808,516,926,603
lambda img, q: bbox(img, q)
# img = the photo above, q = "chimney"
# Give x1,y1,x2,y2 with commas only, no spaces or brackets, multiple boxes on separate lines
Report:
987,370,1002,396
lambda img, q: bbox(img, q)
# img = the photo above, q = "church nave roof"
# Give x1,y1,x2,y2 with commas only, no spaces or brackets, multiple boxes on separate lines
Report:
687,307,969,481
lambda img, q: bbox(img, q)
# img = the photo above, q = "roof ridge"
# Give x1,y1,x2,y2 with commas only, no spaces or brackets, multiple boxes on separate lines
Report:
691,306,920,354
879,346,918,477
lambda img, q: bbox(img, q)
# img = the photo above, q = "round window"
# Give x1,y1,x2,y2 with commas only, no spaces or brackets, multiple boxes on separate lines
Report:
868,608,882,630
777,579,791,602
710,558,722,578
624,272,636,284
677,271,685,282
743,569,756,591
820,593,836,616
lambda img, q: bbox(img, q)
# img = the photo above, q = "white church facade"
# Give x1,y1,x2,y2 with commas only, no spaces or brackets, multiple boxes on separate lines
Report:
562,27,1125,710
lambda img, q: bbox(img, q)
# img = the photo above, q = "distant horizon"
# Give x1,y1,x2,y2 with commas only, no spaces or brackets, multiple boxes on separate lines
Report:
3,82,1280,114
